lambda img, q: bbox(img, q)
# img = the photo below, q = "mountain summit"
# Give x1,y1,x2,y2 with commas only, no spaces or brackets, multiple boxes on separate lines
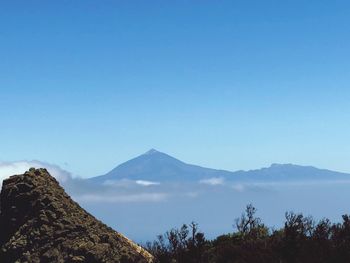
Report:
143,149,159,155
0,168,153,263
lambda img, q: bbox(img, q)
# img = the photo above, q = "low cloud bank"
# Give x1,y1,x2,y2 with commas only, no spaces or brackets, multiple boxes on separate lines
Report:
0,161,72,187
102,179,160,187
5,161,349,205
75,192,168,203
199,177,225,186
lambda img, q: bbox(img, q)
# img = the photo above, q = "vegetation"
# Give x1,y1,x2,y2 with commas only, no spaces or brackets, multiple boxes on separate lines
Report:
146,204,350,263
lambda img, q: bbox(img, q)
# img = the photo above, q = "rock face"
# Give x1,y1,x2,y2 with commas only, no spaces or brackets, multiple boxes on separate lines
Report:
0,168,153,263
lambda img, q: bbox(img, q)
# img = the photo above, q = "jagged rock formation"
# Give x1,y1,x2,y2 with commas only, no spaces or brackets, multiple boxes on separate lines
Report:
0,168,153,263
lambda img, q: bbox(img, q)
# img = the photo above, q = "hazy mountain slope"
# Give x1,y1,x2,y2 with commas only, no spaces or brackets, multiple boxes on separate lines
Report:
91,149,233,183
234,163,350,182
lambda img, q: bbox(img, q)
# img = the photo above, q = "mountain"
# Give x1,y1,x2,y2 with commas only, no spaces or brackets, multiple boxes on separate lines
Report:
89,149,350,183
0,168,153,263
90,149,233,183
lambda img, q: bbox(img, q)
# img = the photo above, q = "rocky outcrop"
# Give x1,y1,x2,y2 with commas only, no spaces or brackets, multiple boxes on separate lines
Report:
0,168,153,263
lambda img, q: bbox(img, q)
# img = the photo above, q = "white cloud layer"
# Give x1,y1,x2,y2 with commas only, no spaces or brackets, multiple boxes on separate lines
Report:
0,160,72,187
102,179,160,187
199,177,225,186
75,192,168,203
135,180,160,186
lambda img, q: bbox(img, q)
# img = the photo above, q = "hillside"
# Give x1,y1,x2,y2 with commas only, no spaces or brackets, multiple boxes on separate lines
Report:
0,168,153,263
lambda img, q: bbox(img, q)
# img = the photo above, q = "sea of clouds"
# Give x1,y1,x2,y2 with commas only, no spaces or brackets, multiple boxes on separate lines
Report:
0,161,72,187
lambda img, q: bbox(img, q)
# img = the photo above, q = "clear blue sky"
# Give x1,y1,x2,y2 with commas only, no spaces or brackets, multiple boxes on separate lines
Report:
1,0,350,178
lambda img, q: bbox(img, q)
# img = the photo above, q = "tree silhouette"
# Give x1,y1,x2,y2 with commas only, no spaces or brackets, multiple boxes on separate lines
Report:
146,205,350,263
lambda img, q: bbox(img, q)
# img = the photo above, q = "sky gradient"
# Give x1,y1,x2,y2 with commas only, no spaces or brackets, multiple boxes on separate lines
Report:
1,0,350,178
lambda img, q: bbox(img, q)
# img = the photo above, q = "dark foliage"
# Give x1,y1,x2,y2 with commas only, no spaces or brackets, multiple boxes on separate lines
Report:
146,204,350,263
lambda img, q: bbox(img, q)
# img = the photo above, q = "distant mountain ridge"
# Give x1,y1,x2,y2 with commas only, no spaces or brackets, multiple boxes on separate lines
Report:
237,163,350,182
89,149,350,183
